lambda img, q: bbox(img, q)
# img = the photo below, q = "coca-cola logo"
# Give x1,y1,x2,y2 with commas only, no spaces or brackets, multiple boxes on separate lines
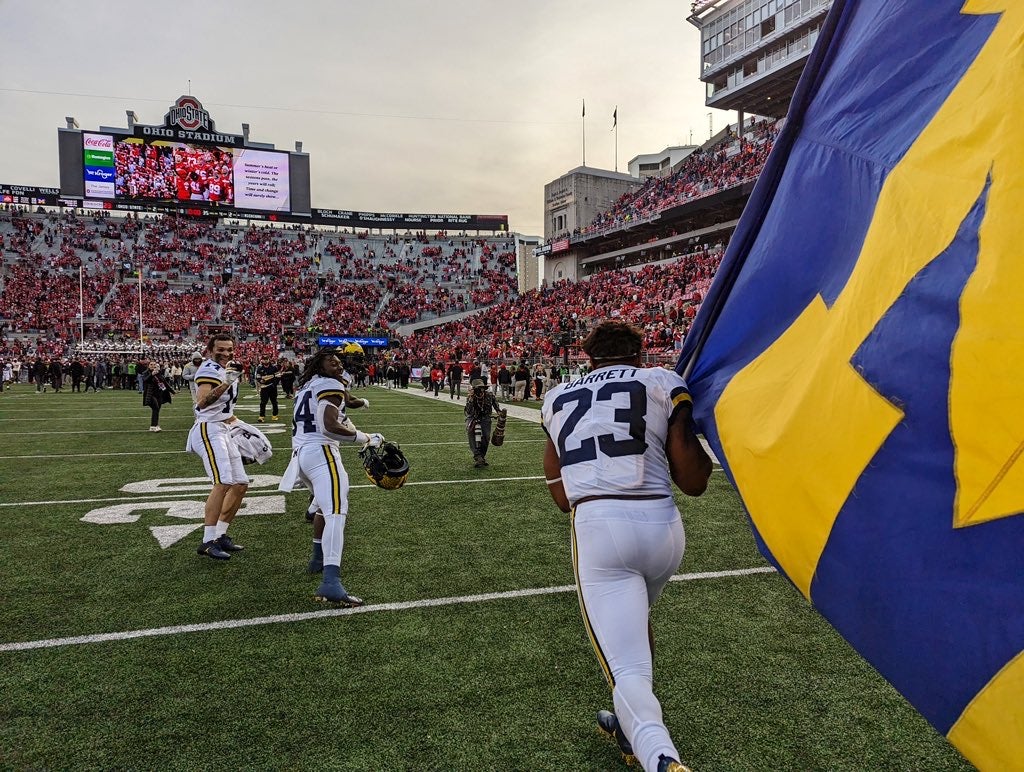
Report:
84,135,113,150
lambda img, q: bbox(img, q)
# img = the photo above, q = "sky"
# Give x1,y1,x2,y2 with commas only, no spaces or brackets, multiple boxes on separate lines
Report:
0,0,734,237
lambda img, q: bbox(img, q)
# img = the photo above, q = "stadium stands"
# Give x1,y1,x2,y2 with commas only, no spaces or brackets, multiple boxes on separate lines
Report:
0,209,517,364
550,118,779,243
1,122,764,374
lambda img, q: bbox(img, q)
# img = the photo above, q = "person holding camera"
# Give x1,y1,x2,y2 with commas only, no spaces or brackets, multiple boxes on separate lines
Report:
464,379,503,468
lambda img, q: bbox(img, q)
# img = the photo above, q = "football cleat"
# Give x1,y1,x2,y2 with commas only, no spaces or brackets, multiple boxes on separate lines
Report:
597,710,636,766
314,565,363,606
271,415,280,422
657,755,692,772
256,416,266,423
216,534,244,552
197,540,231,560
314,581,363,606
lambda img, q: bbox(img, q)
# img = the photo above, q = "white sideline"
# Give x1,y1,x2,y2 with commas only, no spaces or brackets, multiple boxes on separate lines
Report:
0,566,775,653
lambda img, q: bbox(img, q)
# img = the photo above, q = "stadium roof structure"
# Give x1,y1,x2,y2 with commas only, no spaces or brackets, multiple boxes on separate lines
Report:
689,0,833,118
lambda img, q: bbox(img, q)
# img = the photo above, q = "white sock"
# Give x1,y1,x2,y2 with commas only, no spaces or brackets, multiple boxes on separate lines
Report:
321,514,346,566
203,525,217,542
215,521,230,537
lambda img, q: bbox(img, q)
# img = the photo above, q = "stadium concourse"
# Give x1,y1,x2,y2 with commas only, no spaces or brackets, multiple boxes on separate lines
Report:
0,122,774,379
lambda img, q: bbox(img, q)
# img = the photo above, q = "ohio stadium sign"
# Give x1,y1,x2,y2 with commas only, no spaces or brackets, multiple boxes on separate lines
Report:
135,95,242,145
165,95,211,132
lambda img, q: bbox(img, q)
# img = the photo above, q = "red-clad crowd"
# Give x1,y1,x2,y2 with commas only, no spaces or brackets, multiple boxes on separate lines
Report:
399,247,724,365
554,119,780,242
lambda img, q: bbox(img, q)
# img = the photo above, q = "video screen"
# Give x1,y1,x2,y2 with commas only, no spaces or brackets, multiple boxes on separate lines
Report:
81,133,290,212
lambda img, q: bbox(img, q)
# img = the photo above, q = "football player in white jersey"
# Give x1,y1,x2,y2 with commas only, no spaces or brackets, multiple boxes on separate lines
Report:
541,321,712,772
286,348,382,605
185,334,249,560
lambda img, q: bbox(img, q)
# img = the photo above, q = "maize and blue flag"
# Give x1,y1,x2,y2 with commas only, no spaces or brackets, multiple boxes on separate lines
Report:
679,1,1022,768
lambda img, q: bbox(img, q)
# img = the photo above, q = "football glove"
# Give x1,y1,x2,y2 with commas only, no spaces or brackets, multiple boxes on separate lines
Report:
362,433,385,450
224,369,242,385
359,398,370,410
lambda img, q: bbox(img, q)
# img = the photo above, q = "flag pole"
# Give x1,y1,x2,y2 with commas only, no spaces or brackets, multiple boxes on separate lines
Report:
78,264,84,345
613,106,618,173
137,264,143,352
582,99,586,167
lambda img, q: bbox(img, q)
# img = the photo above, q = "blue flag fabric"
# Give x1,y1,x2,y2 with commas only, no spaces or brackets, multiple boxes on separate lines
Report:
679,1,1023,768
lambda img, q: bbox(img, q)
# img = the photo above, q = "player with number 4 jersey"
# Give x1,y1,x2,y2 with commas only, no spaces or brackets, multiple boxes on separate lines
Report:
279,348,381,605
541,321,712,772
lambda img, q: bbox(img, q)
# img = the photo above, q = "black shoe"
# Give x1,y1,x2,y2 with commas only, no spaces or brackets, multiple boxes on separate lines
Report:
481,458,489,467
197,540,231,560
597,710,635,765
657,755,692,772
216,534,244,552
314,579,364,606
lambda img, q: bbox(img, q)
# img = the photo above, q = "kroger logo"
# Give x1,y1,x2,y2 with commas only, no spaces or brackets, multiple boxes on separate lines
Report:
83,134,114,150
85,166,116,181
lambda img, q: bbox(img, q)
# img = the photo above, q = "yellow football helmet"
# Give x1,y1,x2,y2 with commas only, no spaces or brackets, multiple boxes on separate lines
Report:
340,342,365,369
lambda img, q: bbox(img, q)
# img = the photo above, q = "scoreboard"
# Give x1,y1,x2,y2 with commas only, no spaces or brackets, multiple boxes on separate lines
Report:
58,95,311,218
50,95,508,231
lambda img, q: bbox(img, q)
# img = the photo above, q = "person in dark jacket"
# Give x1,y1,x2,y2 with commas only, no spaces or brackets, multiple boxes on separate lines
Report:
69,358,84,392
139,359,174,432
33,358,47,392
48,359,64,392
447,361,464,400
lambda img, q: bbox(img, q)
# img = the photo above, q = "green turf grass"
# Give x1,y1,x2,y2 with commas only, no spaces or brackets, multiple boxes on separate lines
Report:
0,386,972,770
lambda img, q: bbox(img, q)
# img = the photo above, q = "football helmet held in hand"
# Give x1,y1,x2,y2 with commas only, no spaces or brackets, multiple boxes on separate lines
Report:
359,441,410,490
340,342,365,369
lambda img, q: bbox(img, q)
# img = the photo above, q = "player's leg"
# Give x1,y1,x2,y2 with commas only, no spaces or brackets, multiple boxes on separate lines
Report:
213,428,249,551
302,445,361,605
620,507,687,772
572,502,684,772
189,422,232,560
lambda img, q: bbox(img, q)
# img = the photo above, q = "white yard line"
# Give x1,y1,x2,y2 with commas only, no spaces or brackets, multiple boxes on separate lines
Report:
0,475,549,507
0,422,542,435
0,439,547,461
0,566,775,653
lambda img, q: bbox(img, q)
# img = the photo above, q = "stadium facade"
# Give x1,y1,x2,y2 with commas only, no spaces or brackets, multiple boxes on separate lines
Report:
535,0,833,288
689,0,832,118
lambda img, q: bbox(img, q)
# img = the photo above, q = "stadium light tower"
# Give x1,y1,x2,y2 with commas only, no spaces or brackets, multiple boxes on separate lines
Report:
126,110,138,130
65,116,79,130
295,141,303,153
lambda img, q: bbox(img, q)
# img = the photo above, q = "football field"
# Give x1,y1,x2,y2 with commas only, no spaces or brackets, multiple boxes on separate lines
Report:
0,385,971,770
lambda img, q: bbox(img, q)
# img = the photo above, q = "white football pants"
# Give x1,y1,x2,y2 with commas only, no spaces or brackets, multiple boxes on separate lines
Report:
571,497,685,772
297,444,350,566
187,420,248,485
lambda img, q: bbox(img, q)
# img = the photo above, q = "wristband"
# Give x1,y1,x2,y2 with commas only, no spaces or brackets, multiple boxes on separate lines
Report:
545,477,562,485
